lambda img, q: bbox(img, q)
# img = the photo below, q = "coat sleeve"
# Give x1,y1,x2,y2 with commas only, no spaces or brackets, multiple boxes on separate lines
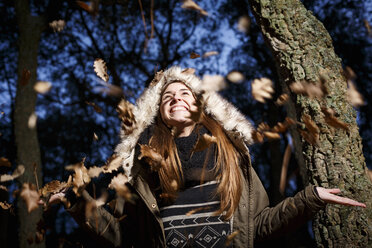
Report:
65,189,123,248
251,168,326,242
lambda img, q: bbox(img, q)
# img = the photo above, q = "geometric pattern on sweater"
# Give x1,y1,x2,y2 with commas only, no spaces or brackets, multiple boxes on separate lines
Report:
161,181,232,248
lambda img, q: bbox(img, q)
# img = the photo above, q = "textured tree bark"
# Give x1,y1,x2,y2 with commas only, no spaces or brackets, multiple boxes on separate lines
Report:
248,0,372,247
14,0,46,247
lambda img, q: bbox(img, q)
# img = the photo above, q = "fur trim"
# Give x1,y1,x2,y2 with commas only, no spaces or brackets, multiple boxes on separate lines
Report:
114,66,254,178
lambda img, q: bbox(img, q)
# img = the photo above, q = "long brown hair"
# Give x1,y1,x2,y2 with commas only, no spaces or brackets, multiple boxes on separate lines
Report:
149,111,243,219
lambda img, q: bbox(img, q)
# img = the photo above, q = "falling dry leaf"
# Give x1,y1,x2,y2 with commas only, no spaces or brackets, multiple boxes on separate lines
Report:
20,183,40,213
87,166,104,178
192,134,217,152
321,108,349,131
117,99,136,135
346,81,365,108
344,66,357,81
0,185,8,192
0,157,11,167
185,206,211,216
65,158,91,196
299,129,319,146
226,71,245,84
257,122,270,132
302,114,319,135
289,79,328,99
39,178,72,198
271,122,287,133
237,15,251,33
34,81,52,94
138,144,166,171
49,20,66,32
95,83,124,97
364,19,372,37
181,0,208,16
251,78,274,103
77,0,99,16
263,131,281,140
109,173,131,201
93,132,99,141
0,165,25,182
275,94,289,105
225,230,240,246
252,130,264,143
0,201,12,210
201,75,226,92
202,51,219,58
28,112,37,129
93,58,109,82
190,52,200,59
181,68,196,74
86,101,102,113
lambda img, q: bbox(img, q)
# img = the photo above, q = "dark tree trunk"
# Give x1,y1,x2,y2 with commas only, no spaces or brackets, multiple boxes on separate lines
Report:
248,0,372,247
14,0,46,247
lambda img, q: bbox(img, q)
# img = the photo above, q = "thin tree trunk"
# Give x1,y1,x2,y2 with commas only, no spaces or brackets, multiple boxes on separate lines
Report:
248,0,372,247
14,0,46,247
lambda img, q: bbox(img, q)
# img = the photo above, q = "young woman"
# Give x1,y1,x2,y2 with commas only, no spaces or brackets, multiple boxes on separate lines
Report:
51,66,365,248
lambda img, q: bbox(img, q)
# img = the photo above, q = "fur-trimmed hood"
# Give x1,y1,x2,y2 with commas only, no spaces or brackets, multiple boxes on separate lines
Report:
114,66,254,178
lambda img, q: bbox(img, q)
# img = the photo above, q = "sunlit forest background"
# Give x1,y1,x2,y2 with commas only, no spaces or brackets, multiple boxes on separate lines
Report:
0,0,371,247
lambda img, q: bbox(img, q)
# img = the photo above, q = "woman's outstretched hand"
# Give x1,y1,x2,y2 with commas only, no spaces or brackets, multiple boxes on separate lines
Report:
316,187,366,208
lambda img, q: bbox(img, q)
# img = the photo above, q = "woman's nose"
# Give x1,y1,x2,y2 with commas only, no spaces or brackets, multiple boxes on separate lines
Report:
170,96,182,104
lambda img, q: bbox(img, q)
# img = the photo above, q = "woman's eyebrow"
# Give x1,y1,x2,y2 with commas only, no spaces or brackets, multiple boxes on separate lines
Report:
162,88,190,96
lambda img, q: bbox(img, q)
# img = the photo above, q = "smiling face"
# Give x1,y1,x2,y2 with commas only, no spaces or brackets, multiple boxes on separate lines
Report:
159,82,198,135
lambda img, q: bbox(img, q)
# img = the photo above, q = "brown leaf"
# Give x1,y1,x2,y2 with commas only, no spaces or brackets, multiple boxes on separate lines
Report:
299,129,319,146
190,52,200,59
202,51,219,58
364,19,372,37
344,66,357,81
20,69,31,86
237,15,251,33
201,75,226,92
252,130,264,143
263,131,281,140
226,71,245,84
321,108,349,131
225,230,240,246
39,179,72,198
275,94,289,106
88,166,104,178
285,117,296,126
181,68,196,74
93,132,99,141
93,58,109,82
0,201,12,210
138,144,166,171
271,122,287,133
346,80,365,108
49,20,65,32
257,122,270,132
109,173,131,201
0,165,25,182
185,206,211,216
86,101,102,113
251,78,274,103
117,99,136,135
0,185,8,192
34,81,52,94
65,158,91,196
20,183,40,213
181,0,208,16
192,134,217,152
28,112,37,129
302,114,319,135
95,83,124,97
0,157,11,167
289,79,328,99
77,0,99,16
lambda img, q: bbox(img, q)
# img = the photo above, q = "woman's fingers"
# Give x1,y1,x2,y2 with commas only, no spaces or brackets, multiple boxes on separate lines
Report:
316,187,366,208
